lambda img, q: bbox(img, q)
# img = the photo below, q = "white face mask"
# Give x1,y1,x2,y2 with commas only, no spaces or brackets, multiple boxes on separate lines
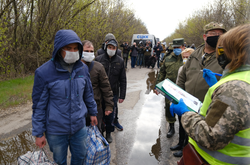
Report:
82,52,95,62
107,48,116,57
183,58,188,64
62,49,79,64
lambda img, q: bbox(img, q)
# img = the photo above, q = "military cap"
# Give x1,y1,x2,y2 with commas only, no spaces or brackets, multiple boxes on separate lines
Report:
105,33,116,42
172,38,184,47
204,22,227,34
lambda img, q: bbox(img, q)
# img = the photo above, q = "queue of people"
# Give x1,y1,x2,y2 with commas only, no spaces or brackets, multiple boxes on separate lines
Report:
32,31,127,164
31,22,250,165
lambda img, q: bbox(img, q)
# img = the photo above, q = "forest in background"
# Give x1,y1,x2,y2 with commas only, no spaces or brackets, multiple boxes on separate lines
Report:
163,0,250,47
0,0,148,80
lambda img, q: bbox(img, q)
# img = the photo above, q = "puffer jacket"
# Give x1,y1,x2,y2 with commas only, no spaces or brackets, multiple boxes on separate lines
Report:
32,30,97,137
95,41,127,99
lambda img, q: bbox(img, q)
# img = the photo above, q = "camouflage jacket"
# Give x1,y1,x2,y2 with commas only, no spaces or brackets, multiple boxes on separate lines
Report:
182,69,250,150
156,52,182,84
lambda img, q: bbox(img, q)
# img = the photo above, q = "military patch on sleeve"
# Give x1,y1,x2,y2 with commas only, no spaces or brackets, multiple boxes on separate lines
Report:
205,99,228,127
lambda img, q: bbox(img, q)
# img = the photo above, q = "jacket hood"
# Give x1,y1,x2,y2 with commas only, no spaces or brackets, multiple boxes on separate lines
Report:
52,29,83,60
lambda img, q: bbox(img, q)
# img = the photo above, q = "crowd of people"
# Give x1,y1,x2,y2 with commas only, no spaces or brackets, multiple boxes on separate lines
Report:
31,21,250,165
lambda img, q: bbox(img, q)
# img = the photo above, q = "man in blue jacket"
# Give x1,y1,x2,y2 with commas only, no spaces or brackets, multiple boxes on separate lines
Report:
32,29,98,165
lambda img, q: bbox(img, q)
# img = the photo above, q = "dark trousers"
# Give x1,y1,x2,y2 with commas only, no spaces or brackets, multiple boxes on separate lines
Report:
165,98,176,123
103,95,118,133
178,115,188,147
123,53,128,68
137,53,144,66
131,56,137,68
144,55,150,68
156,54,160,68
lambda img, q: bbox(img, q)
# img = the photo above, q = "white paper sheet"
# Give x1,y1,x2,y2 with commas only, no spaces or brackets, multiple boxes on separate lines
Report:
162,79,202,112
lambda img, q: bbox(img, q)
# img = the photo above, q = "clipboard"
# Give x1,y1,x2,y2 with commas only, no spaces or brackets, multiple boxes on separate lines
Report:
155,79,202,113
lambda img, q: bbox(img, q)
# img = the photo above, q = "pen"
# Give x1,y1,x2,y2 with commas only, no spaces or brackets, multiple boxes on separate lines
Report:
200,70,222,77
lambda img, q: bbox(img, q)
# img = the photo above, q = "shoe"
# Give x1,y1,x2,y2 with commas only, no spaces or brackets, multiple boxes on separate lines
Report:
167,123,175,138
173,150,183,157
106,132,113,143
113,121,123,131
170,144,182,151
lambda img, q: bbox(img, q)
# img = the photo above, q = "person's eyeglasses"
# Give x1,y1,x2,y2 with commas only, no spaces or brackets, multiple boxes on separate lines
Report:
207,32,223,36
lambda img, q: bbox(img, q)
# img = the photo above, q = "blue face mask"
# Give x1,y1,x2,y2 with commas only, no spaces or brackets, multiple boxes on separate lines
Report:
173,48,182,55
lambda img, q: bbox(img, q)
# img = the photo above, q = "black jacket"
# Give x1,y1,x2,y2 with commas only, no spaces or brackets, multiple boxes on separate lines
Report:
130,46,139,57
120,43,130,54
95,53,127,99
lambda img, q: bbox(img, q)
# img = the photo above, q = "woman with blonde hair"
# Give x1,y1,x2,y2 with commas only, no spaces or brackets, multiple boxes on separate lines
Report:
171,24,250,164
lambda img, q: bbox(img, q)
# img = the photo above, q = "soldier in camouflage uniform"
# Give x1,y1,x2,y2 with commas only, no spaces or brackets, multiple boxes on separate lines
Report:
155,38,185,138
160,43,173,67
171,22,226,157
171,24,250,164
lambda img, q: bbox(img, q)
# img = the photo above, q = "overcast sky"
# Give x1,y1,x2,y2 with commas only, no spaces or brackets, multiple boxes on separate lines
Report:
125,0,211,41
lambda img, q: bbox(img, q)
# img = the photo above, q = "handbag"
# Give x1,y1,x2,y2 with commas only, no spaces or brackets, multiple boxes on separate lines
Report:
177,143,209,165
84,126,111,165
17,148,56,165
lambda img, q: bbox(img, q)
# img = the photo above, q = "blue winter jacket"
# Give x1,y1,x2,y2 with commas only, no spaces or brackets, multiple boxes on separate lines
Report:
32,30,97,137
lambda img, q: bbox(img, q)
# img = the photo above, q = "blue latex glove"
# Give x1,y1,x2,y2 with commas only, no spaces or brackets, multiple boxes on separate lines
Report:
203,68,218,87
170,99,190,117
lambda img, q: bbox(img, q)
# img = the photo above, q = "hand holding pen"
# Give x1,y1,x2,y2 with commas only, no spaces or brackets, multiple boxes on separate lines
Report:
202,68,221,87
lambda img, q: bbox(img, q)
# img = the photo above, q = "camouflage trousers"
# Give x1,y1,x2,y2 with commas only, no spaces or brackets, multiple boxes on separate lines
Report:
165,98,176,123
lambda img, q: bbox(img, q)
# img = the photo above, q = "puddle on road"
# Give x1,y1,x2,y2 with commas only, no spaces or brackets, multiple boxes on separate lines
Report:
128,70,163,165
145,70,158,94
0,129,36,165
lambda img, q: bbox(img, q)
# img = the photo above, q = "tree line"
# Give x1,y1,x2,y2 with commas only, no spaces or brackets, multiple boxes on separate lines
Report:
163,0,250,47
0,0,148,80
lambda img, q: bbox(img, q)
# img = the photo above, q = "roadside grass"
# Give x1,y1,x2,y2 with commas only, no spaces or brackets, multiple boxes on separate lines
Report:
0,75,34,109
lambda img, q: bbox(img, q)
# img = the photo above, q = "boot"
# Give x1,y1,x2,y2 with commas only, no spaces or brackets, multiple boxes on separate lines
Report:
106,132,113,143
173,150,183,157
170,144,183,151
167,123,175,138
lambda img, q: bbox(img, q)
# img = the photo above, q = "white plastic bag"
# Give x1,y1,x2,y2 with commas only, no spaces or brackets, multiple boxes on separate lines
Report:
17,148,56,165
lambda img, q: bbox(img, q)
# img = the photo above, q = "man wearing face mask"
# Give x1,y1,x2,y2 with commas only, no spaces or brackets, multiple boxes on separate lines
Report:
32,30,98,165
96,33,122,57
95,39,127,143
173,22,226,157
81,40,114,134
154,38,185,138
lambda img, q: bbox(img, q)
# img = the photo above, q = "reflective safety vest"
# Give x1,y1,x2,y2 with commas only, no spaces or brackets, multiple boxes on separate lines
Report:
189,70,250,165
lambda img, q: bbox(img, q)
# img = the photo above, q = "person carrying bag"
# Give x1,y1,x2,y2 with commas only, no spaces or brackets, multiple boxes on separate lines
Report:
84,126,111,165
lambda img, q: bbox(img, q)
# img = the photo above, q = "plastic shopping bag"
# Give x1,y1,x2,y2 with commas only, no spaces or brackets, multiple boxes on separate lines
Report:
84,126,111,165
17,148,56,165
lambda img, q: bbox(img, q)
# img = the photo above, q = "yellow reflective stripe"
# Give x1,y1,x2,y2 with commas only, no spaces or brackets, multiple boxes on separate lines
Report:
197,143,250,165
218,142,250,157
236,128,250,139
189,138,233,165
